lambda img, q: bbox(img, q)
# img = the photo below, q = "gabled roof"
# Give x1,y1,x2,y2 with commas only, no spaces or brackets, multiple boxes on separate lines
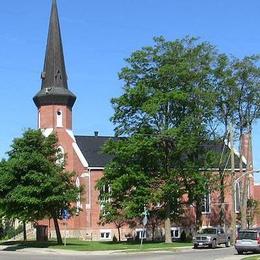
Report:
204,142,247,169
75,135,246,169
75,135,119,168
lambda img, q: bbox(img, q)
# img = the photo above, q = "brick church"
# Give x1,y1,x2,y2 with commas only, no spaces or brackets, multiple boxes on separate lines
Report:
34,0,260,241
33,0,126,241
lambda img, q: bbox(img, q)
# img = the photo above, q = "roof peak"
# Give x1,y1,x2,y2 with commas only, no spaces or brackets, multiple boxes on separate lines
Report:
41,0,67,89
33,0,76,108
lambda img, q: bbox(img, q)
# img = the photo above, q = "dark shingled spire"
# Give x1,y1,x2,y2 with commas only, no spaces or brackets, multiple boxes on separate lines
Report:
33,0,76,108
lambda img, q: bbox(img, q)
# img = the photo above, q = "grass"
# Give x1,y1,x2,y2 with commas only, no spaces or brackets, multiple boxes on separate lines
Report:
0,239,192,252
242,256,260,260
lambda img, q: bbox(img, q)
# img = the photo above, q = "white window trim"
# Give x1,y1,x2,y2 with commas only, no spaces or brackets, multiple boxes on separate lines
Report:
56,110,63,128
56,146,65,166
202,193,211,214
76,177,81,212
135,228,147,239
72,142,89,167
100,185,112,209
171,227,181,239
235,182,240,213
100,229,112,240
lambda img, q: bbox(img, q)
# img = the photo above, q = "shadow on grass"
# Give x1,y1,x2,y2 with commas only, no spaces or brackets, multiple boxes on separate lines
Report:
0,240,58,252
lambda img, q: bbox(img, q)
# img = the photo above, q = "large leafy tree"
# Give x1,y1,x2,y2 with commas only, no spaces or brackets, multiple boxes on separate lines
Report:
212,54,238,227
98,37,217,243
214,55,260,230
0,129,81,244
232,56,260,229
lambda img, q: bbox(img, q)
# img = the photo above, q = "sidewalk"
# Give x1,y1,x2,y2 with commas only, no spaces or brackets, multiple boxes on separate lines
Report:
216,256,245,260
0,244,193,256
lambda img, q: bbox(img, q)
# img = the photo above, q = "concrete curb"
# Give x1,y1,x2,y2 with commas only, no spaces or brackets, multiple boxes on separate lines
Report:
0,245,194,255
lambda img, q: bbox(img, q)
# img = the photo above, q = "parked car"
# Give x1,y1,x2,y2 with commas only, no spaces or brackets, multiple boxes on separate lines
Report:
235,229,260,254
193,227,231,249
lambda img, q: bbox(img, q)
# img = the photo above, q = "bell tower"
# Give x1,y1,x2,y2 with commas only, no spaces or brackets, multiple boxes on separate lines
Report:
33,0,76,130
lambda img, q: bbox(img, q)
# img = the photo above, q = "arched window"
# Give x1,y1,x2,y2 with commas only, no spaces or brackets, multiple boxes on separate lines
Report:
56,110,63,127
202,193,211,214
235,182,240,212
76,177,81,214
56,146,65,166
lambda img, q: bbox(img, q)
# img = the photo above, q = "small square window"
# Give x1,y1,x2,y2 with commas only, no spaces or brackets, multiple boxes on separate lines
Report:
100,231,111,240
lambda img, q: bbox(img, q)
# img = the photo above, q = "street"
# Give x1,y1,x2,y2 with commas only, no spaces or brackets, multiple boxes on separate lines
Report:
0,247,255,260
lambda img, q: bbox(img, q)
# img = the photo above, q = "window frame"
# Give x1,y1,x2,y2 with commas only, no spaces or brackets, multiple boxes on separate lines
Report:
202,193,211,214
100,229,111,240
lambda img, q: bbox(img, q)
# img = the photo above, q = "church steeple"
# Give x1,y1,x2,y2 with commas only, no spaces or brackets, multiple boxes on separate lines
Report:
33,0,76,109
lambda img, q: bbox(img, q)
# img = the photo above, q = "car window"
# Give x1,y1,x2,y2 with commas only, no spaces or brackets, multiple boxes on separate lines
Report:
199,228,217,234
238,231,257,240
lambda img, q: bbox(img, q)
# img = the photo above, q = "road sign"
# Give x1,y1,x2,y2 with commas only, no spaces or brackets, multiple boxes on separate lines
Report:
142,215,148,226
62,209,70,220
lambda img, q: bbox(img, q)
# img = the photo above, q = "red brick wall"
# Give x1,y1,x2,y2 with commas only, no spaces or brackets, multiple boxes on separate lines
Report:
253,185,260,226
38,102,259,240
39,105,72,130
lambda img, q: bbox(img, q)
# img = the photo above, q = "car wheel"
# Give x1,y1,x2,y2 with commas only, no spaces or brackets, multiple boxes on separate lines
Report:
225,239,230,247
237,250,243,255
211,239,216,249
193,244,198,249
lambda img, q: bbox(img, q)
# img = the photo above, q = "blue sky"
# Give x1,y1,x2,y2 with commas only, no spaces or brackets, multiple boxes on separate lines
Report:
0,0,260,179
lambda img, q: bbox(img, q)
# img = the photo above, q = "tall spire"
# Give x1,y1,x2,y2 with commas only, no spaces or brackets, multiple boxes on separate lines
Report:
33,0,76,108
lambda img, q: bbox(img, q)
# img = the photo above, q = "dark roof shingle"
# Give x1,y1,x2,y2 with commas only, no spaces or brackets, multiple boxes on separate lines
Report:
75,135,117,167
75,136,246,169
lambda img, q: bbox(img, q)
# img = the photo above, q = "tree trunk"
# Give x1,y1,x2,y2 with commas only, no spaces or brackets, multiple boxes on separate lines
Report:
219,127,228,228
240,131,252,229
195,202,202,231
117,227,121,242
53,217,63,245
241,177,248,229
238,131,247,229
23,221,27,241
164,217,172,243
220,172,225,226
152,225,155,241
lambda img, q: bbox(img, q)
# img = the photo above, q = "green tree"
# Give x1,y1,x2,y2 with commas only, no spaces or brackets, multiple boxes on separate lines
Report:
232,56,260,229
98,37,217,243
0,129,81,244
98,184,128,242
212,54,238,227
214,55,260,229
99,204,127,242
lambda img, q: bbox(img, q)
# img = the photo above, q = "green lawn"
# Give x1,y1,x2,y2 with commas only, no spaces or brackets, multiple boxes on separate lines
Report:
0,239,192,252
242,256,260,260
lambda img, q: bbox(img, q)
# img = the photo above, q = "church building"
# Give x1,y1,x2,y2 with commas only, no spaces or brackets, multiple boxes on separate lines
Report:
33,0,260,241
33,0,121,240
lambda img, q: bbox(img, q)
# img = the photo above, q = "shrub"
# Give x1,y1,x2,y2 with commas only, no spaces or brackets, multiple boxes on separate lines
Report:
180,230,187,242
186,232,193,242
112,234,118,243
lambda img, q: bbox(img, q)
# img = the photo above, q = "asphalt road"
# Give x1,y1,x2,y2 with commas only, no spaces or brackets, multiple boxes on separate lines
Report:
0,247,253,260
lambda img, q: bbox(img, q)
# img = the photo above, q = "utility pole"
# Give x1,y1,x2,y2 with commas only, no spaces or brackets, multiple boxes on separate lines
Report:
230,124,236,245
241,129,253,229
